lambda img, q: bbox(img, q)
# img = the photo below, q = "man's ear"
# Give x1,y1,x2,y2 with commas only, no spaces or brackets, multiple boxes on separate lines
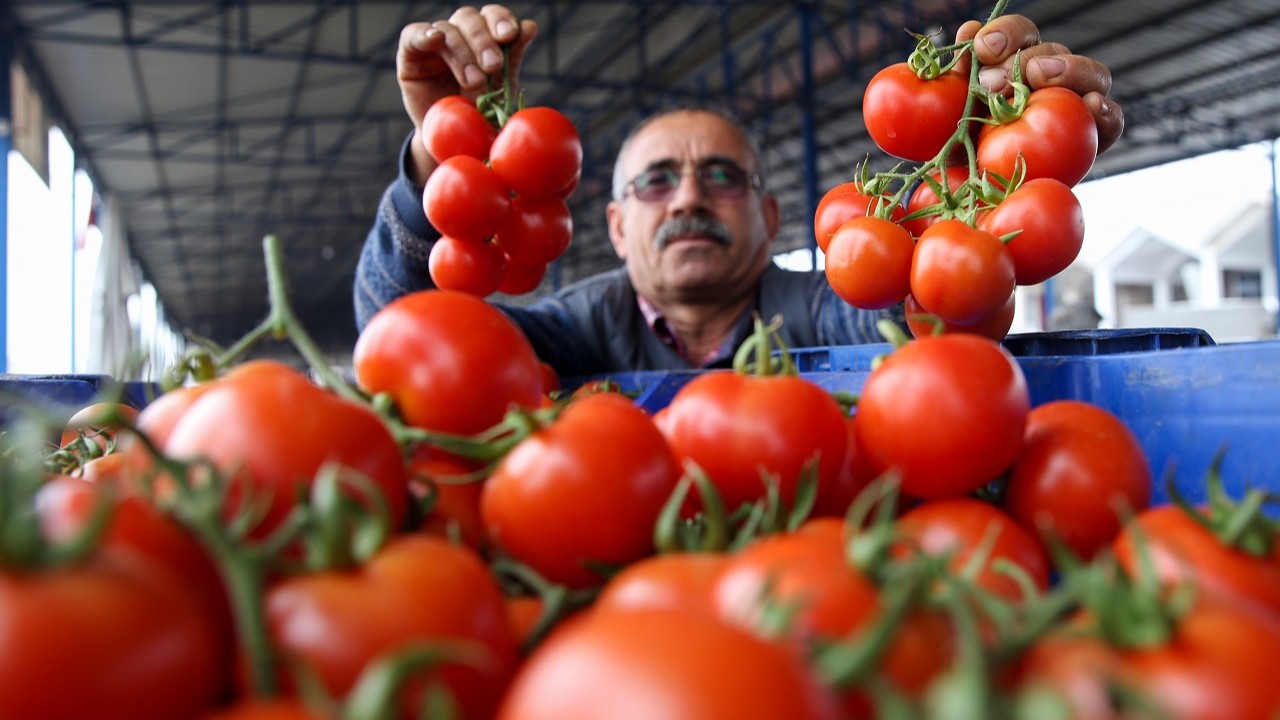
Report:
762,193,781,241
606,200,629,259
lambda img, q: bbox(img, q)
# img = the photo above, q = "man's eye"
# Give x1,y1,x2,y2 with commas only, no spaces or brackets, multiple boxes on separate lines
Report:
637,170,674,190
702,164,743,187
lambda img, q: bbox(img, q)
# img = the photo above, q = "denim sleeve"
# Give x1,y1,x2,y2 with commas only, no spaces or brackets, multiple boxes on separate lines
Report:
353,134,438,331
811,275,905,346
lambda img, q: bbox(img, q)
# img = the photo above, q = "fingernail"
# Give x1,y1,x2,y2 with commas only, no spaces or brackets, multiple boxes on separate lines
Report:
495,20,515,37
982,31,1007,56
463,64,485,87
979,67,1008,91
481,48,501,70
1036,57,1066,79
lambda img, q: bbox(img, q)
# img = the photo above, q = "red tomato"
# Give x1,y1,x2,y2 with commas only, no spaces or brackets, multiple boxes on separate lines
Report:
408,450,487,552
895,498,1051,604
423,155,511,242
163,360,411,538
495,195,573,265
353,289,544,436
420,95,497,163
1018,601,1280,720
482,392,681,589
901,166,969,239
0,550,226,720
205,699,326,720
909,219,1016,325
1114,503,1280,620
265,535,519,720
824,215,915,310
58,401,139,451
810,415,879,519
814,182,904,252
904,291,1016,343
1003,400,1152,561
863,63,970,162
497,258,548,295
659,370,848,517
594,552,730,620
854,334,1029,499
489,107,583,200
496,608,841,720
978,177,1085,286
977,86,1099,187
428,236,507,297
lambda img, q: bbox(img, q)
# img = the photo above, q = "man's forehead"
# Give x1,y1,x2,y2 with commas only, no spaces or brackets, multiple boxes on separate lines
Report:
625,112,752,169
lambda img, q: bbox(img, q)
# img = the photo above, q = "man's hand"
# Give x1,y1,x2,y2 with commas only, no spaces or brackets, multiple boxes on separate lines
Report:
956,15,1124,154
398,5,537,184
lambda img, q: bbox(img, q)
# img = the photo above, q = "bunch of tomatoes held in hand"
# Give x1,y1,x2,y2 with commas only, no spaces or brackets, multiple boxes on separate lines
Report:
421,90,583,298
818,31,1098,340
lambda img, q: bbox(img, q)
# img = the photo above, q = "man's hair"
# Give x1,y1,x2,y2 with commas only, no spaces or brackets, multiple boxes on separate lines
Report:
609,102,768,202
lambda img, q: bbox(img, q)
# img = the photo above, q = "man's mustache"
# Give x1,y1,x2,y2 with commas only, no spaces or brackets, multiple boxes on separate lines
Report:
653,216,732,250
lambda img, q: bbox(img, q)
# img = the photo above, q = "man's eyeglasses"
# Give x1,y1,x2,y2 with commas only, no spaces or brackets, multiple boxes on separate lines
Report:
623,161,762,203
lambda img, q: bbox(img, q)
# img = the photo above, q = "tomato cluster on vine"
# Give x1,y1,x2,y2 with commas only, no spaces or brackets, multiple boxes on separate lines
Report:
421,95,583,298
820,31,1097,341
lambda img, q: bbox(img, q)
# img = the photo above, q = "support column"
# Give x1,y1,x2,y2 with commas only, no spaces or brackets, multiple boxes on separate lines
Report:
1,39,12,373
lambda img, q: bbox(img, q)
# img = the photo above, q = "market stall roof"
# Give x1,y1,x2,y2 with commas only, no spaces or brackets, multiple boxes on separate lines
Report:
5,0,1279,358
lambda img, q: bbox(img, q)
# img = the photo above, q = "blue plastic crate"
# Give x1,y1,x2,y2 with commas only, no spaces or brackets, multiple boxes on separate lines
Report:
566,331,1280,506
0,374,158,429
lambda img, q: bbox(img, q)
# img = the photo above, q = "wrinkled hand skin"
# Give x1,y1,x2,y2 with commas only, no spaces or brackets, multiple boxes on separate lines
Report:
956,14,1124,154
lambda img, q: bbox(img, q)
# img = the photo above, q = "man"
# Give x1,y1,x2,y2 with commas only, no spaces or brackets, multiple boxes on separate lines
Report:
354,5,1124,378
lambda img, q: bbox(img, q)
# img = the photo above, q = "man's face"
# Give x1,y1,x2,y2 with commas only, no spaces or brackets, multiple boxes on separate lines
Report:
606,110,780,306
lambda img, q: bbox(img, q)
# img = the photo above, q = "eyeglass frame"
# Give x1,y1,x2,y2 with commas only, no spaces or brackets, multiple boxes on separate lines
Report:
619,157,764,203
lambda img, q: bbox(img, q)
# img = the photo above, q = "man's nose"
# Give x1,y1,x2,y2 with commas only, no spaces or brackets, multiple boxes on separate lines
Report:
666,170,709,212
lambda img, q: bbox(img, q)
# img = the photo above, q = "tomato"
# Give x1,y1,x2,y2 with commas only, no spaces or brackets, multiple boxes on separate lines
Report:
895,498,1050,604
1003,400,1152,561
353,289,545,436
814,182,903,252
428,236,507,297
489,107,583,200
862,63,970,163
265,534,519,720
408,450,487,551
496,608,841,720
497,258,548,296
0,550,226,720
58,401,139,451
659,370,848,517
810,415,879,520
1017,600,1280,720
823,215,915,310
854,334,1029,499
904,290,1015,342
163,360,411,538
423,155,511,242
978,177,1085,286
909,219,1016,325
420,95,497,163
900,166,969,239
482,392,681,589
1114,503,1280,620
205,699,326,720
495,195,573,265
594,552,730,620
977,86,1099,187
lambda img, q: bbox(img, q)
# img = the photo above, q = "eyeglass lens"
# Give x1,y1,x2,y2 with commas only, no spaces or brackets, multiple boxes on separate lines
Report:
630,161,754,201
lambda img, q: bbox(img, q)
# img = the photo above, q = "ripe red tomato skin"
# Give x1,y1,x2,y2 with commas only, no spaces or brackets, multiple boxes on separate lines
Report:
489,107,583,200
420,95,497,162
854,333,1029,499
58,401,140,450
978,177,1085,286
910,219,1017,325
1002,399,1152,561
977,86,1099,187
496,608,842,720
904,291,1015,343
481,392,682,589
162,360,411,539
497,258,548,295
659,371,848,517
428,236,507,297
901,167,968,239
353,289,544,436
824,215,915,310
814,182,904,252
496,195,573,265
863,63,970,163
264,534,519,720
423,155,511,242
1113,504,1280,620
593,552,730,620
0,550,227,720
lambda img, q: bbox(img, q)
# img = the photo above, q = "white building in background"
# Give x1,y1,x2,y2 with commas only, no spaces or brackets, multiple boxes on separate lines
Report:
1090,202,1278,343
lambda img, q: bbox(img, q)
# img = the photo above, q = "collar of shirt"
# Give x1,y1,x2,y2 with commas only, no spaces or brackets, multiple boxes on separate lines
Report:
636,294,751,367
